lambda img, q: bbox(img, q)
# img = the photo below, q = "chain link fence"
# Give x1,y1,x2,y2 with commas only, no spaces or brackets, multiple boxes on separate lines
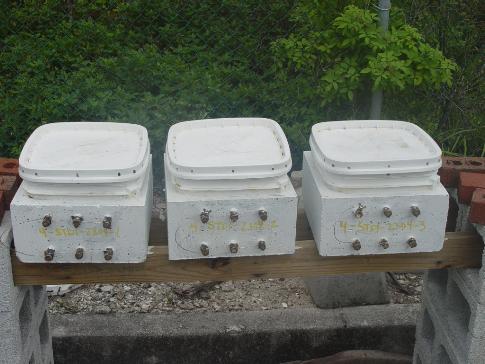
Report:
0,1,483,186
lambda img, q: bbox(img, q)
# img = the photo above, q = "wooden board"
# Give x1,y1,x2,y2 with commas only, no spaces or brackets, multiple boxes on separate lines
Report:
12,231,483,285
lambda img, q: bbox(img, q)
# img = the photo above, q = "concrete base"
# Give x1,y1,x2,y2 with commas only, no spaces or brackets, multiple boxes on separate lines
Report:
51,304,418,364
304,273,391,309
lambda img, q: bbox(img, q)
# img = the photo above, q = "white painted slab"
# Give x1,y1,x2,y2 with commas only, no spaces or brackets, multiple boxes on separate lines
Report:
165,118,297,260
11,122,152,263
12,158,152,263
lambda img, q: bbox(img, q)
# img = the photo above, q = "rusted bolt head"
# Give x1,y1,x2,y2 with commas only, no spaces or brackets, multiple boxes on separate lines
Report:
102,216,112,229
103,247,114,261
258,240,266,251
379,238,389,249
200,243,209,256
44,247,55,261
353,203,365,219
75,247,84,259
407,237,417,248
229,209,239,222
200,209,210,224
258,209,268,221
383,206,392,218
411,205,421,217
42,215,52,227
352,239,361,251
71,215,83,228
229,242,239,254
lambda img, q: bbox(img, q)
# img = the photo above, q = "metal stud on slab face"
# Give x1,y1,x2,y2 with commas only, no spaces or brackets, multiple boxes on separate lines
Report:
258,240,266,251
407,237,417,248
75,247,84,260
352,239,362,251
382,206,392,218
44,247,55,261
411,205,421,217
71,215,83,228
229,242,239,254
200,209,211,224
353,203,365,219
42,214,52,227
229,209,239,222
200,243,209,256
379,238,389,249
103,247,114,261
102,216,112,229
258,208,268,221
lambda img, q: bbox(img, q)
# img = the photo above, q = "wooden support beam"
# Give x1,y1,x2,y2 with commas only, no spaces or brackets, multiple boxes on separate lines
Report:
12,231,483,285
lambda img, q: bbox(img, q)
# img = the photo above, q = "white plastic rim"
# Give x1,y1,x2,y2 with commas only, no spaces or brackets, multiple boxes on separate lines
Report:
166,118,292,180
19,122,150,184
310,120,442,176
21,155,152,196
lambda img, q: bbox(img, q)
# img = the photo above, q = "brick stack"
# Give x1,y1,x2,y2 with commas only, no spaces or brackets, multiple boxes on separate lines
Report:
0,158,21,224
413,157,485,364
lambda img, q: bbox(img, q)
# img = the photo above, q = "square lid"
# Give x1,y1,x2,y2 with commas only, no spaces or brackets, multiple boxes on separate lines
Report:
19,122,149,183
310,120,442,175
166,118,292,180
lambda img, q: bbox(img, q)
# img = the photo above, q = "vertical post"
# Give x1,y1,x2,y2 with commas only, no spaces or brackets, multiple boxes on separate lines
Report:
369,0,391,120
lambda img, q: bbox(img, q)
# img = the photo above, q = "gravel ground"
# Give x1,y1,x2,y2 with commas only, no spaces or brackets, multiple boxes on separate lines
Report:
48,273,422,314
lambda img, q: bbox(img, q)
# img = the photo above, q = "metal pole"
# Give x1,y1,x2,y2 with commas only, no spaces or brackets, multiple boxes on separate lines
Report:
370,0,391,120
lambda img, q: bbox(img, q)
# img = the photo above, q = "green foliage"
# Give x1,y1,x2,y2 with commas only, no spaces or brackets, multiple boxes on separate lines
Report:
0,0,482,177
273,5,456,104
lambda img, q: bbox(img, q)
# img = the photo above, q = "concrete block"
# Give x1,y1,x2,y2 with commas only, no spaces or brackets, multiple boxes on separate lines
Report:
0,192,5,224
0,213,53,364
439,157,485,188
304,273,390,308
419,269,485,364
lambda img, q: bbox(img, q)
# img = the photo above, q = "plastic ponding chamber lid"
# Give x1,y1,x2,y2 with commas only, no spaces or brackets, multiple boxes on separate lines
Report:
166,118,292,180
19,122,150,184
310,120,442,176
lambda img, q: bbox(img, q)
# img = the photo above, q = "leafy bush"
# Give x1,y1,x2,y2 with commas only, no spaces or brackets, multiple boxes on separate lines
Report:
0,0,482,179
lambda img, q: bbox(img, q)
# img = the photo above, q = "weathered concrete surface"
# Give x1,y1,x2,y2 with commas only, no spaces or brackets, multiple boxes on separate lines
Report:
52,304,418,364
304,273,391,308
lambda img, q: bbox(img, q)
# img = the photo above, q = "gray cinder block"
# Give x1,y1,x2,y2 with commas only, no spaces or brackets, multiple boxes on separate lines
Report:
413,191,485,364
304,273,390,308
0,213,53,364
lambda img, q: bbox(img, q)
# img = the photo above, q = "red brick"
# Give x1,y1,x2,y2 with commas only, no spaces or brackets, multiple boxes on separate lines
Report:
458,172,485,204
0,158,19,176
439,156,485,187
0,174,21,210
0,192,5,224
470,188,485,225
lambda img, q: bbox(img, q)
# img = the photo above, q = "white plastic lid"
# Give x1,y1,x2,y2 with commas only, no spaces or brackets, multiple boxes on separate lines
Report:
166,118,292,180
19,122,150,183
310,120,442,176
